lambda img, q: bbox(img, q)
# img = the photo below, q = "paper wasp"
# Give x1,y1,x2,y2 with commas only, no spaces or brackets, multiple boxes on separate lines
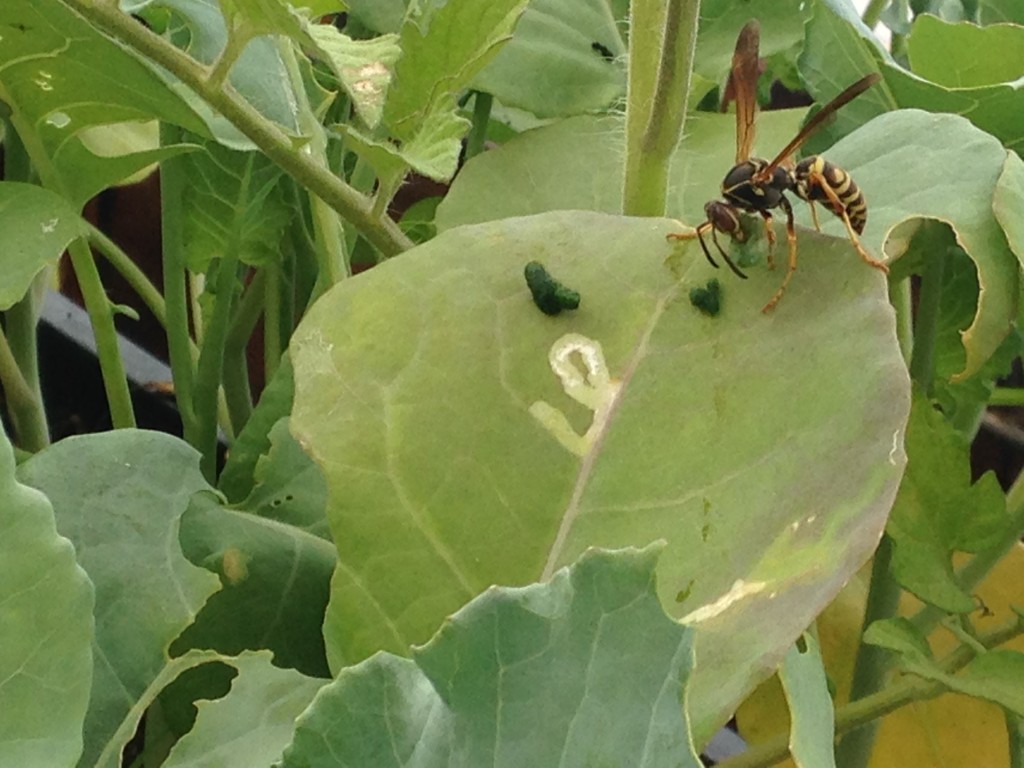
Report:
668,20,887,313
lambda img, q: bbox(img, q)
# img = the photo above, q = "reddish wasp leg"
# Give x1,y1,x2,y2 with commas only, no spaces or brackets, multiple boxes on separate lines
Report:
762,199,798,313
809,171,889,273
666,220,709,242
758,211,777,269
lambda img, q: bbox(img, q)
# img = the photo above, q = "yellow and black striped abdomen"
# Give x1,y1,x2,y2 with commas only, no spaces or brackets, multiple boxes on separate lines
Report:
794,156,867,234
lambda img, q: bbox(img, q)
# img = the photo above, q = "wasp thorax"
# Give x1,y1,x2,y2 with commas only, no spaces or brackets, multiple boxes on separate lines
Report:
721,160,792,210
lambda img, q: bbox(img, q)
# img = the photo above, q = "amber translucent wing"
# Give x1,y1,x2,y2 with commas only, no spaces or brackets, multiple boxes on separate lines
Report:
730,20,762,164
760,73,881,175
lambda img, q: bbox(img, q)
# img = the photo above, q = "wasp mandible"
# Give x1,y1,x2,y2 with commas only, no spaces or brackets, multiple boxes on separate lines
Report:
668,20,887,313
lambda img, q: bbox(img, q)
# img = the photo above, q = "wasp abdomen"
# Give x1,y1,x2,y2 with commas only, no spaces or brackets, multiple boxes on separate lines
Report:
794,156,867,234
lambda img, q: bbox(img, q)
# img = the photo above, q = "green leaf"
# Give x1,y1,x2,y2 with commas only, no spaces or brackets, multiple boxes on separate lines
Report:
382,0,529,178
695,0,808,82
173,480,334,676
887,394,1009,612
0,427,94,768
994,151,1024,265
307,25,400,129
219,355,296,502
0,0,206,201
908,14,1024,88
132,0,302,142
952,650,1024,717
779,634,837,768
280,546,704,767
435,110,806,229
471,0,627,118
344,0,405,33
979,0,1024,24
218,0,311,44
290,210,909,740
162,652,325,768
180,137,291,271
0,183,88,309
863,617,935,665
17,431,220,768
804,2,1024,155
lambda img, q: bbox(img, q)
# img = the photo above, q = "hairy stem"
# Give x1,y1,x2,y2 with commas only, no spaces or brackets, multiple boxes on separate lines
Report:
622,0,701,217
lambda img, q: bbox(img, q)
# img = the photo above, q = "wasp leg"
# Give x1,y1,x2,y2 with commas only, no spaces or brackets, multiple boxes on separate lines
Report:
757,210,777,269
668,221,717,265
762,196,798,313
808,200,822,232
808,170,888,273
708,226,748,279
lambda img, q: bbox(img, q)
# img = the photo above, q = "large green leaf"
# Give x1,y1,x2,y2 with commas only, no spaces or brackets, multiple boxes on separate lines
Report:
17,431,220,768
471,0,627,118
0,427,94,768
162,651,325,768
280,546,703,767
0,183,89,309
290,209,909,740
0,0,205,202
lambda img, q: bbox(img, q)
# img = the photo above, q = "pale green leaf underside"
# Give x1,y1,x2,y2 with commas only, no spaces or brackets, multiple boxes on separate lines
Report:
17,431,220,768
308,25,400,130
280,546,703,767
163,651,325,768
779,635,837,768
0,425,94,768
290,209,909,740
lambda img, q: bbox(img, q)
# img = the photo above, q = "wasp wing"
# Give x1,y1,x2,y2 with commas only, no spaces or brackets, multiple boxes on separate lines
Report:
729,20,762,164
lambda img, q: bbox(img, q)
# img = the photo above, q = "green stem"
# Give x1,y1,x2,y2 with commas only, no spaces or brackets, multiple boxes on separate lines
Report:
0,320,48,451
465,91,492,160
718,617,1024,768
159,124,199,443
193,256,240,481
263,259,282,382
64,0,413,257
87,222,167,328
1008,711,1024,768
908,247,947,394
990,387,1024,407
622,0,701,217
861,0,890,28
207,25,250,90
834,536,902,768
67,237,137,428
3,279,50,451
222,269,267,435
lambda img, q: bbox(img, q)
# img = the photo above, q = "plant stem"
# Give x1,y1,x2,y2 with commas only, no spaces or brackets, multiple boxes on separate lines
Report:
1008,711,1024,768
861,0,890,28
0,320,48,451
718,617,1024,768
193,256,240,481
87,222,168,329
834,535,902,768
63,0,414,257
66,237,137,428
465,91,492,160
263,259,283,382
222,269,267,435
990,387,1024,407
159,125,199,443
5,89,138,430
908,246,947,394
3,278,51,451
622,0,701,217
